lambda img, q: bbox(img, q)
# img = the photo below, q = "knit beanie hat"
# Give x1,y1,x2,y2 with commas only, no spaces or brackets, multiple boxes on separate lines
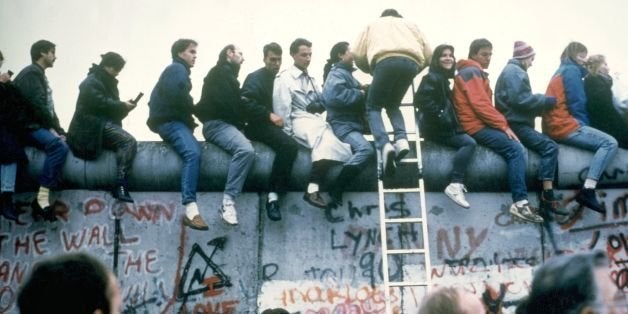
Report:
513,41,535,59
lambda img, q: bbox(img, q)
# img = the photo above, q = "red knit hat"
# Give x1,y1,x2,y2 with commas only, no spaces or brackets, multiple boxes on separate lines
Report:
513,41,536,59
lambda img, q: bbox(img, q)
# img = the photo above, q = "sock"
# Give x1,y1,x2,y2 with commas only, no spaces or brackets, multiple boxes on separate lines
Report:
268,192,279,202
515,199,528,207
37,187,51,209
584,179,597,189
307,183,319,194
184,202,199,219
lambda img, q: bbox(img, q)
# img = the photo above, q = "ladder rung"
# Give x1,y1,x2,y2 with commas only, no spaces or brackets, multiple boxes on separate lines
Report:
398,158,419,163
388,281,429,287
384,217,423,224
382,187,423,193
386,248,426,254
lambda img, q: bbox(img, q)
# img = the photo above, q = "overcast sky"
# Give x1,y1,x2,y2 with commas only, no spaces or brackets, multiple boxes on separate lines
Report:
2,0,627,140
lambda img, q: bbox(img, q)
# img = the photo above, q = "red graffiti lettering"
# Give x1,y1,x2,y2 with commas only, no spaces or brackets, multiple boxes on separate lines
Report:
125,201,175,223
84,198,106,215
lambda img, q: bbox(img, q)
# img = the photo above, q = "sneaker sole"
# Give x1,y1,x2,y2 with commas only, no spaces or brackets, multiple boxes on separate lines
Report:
575,197,605,214
383,150,396,177
395,148,410,162
509,208,543,224
182,217,209,231
444,189,470,208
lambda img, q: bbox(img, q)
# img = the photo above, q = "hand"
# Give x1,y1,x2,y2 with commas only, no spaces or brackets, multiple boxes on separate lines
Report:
0,73,10,83
125,100,137,111
504,127,520,142
269,113,284,127
305,101,325,114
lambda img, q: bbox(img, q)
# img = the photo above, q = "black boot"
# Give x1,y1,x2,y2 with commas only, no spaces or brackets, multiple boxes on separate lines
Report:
329,165,361,208
1,192,20,221
576,188,605,214
31,199,57,222
112,179,134,203
540,189,570,215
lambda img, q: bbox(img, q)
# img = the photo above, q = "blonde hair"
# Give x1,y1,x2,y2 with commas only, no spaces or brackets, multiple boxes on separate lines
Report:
560,41,587,61
586,54,606,76
418,287,465,314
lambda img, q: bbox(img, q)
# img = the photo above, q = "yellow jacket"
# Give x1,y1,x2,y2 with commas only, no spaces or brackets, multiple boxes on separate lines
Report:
353,16,432,74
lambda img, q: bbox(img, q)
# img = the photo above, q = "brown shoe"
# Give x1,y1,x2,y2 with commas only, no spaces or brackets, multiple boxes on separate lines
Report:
303,192,327,209
183,214,209,230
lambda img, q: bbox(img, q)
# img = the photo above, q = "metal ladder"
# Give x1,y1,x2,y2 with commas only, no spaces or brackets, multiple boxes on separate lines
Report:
377,101,432,313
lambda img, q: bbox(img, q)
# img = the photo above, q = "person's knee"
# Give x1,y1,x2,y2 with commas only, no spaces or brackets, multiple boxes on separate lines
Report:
237,142,255,161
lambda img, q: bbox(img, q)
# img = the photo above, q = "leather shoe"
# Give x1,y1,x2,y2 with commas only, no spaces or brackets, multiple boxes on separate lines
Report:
266,200,282,221
112,185,134,203
575,188,605,214
31,199,57,222
303,192,327,209
1,192,19,222
183,214,209,230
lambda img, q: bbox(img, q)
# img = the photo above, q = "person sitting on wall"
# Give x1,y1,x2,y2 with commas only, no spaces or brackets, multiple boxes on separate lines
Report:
415,44,476,209
516,250,626,314
0,49,32,221
494,41,567,216
195,44,255,226
322,41,375,208
67,52,138,203
147,39,208,231
241,42,300,221
14,39,69,222
543,42,618,215
18,252,122,314
273,38,352,209
584,54,628,149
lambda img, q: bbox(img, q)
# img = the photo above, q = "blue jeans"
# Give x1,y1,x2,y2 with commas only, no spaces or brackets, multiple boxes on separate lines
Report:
203,120,255,199
366,57,419,149
560,126,618,181
26,128,69,188
157,121,201,205
511,124,558,182
473,127,527,202
1,163,17,192
339,131,375,167
435,133,477,183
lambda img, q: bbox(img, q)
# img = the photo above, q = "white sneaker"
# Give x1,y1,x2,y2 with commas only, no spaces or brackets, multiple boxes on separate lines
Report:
220,201,239,225
393,139,410,161
444,183,470,208
381,143,396,178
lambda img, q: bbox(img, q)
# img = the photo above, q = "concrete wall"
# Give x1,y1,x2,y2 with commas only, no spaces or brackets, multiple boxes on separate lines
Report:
1,144,627,313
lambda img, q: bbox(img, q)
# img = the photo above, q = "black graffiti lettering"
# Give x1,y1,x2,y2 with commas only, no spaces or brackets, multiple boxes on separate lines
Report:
262,263,279,281
177,237,231,314
330,229,348,250
360,252,376,287
395,223,419,250
324,205,344,223
612,194,628,219
348,201,362,219
389,201,411,218
616,268,628,290
608,233,628,253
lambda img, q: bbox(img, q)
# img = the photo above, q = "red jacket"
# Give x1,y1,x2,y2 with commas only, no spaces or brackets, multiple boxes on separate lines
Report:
453,59,508,135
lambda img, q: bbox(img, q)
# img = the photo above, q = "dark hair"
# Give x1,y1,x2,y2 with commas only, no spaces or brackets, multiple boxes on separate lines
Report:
30,39,56,62
381,8,402,17
218,44,236,63
0,50,4,61
560,41,587,62
289,38,312,55
261,309,290,314
171,38,197,59
430,44,456,78
323,41,349,82
468,38,492,58
517,251,607,314
418,287,464,314
99,51,126,71
18,253,112,314
263,42,282,58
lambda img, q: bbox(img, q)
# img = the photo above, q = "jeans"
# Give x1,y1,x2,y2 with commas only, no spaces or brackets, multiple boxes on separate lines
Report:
560,126,618,181
339,131,375,168
1,163,17,192
203,120,255,199
434,133,476,183
157,121,201,205
245,123,298,193
473,127,527,202
26,128,69,188
511,124,558,182
366,57,419,149
102,122,137,183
